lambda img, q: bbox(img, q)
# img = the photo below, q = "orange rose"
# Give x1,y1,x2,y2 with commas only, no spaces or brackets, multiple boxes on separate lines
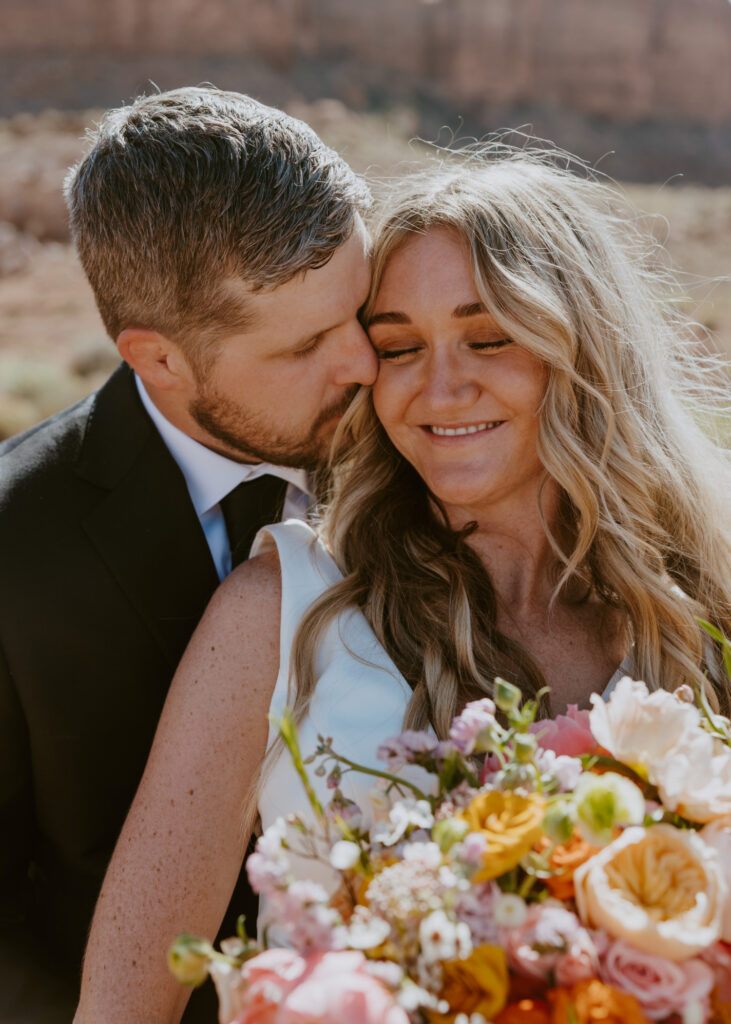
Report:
496,998,552,1024
426,944,509,1024
544,832,599,902
460,791,546,881
548,980,649,1024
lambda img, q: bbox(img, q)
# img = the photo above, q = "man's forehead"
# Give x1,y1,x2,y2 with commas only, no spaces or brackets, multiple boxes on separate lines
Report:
218,228,371,333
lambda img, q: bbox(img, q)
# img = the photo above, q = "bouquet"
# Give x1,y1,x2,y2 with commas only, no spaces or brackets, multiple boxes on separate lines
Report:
170,639,731,1024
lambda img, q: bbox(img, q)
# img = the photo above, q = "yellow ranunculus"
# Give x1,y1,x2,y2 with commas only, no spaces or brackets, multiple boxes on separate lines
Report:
427,944,509,1023
460,791,546,881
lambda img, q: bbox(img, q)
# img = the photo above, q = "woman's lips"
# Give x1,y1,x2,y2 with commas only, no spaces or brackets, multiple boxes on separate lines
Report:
422,420,505,437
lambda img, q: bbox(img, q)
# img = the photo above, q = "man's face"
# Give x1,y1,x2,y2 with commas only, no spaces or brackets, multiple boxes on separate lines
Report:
185,217,376,469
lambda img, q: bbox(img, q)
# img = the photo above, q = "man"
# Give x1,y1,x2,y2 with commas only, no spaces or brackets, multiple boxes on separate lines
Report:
0,86,376,1022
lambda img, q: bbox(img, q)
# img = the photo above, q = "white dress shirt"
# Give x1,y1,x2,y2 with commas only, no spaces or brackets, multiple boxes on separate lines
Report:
135,375,311,580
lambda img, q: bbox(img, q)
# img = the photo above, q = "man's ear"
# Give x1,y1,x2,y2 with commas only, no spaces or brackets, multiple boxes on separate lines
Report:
116,328,193,391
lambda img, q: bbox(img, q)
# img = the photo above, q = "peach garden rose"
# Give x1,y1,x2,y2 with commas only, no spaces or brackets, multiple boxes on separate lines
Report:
573,824,727,961
701,817,731,942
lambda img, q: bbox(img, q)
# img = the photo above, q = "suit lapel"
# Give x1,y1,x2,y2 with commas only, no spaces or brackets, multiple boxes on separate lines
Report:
77,365,220,668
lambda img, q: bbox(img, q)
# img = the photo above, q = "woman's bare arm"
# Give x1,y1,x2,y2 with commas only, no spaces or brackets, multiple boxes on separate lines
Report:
75,550,282,1024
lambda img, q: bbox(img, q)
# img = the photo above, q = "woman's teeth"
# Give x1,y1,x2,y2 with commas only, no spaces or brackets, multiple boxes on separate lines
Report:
429,422,502,436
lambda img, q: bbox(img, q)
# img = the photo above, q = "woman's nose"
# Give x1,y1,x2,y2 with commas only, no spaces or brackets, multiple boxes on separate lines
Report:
421,352,480,409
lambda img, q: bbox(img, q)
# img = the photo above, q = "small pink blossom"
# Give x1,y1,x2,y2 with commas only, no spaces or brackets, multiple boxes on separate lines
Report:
504,904,597,982
376,731,438,772
455,831,489,866
554,929,601,986
601,939,715,1020
449,698,498,755
531,705,596,757
230,949,409,1024
454,882,501,945
534,748,584,791
246,819,290,897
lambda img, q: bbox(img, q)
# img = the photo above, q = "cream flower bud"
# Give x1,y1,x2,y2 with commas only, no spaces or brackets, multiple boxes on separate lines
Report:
167,933,213,987
573,771,645,845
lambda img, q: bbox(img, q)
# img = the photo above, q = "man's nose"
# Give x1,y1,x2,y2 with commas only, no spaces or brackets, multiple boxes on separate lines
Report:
332,321,378,387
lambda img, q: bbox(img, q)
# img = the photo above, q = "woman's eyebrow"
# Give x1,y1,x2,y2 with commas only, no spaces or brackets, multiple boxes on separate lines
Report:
366,311,412,326
367,302,488,327
453,302,488,318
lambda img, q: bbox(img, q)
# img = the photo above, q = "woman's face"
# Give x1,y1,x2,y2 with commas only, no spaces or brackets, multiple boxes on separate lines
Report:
369,228,548,520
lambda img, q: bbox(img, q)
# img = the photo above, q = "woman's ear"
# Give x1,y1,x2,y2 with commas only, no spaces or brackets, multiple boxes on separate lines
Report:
116,328,194,392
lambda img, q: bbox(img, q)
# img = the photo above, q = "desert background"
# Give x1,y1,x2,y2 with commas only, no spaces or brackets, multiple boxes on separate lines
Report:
0,0,730,440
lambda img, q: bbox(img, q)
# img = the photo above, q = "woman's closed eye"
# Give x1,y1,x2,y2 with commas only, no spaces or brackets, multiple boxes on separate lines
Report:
469,337,513,352
375,344,421,362
375,337,514,362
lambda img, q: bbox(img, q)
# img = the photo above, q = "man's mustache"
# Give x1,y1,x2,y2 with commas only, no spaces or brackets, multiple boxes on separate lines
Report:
312,386,360,431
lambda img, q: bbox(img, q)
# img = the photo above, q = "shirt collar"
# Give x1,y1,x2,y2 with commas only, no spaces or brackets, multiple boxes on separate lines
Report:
135,374,311,516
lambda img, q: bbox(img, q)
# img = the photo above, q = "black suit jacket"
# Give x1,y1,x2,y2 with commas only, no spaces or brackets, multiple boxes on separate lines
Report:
0,364,258,1022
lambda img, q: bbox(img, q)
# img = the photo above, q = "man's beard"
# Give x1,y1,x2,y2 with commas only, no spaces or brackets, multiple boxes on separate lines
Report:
188,384,358,470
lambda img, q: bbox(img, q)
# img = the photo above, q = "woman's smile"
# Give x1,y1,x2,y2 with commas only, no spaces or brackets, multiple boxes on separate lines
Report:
424,420,506,438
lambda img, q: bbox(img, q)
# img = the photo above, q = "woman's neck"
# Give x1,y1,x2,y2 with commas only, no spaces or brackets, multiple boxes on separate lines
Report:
446,480,569,620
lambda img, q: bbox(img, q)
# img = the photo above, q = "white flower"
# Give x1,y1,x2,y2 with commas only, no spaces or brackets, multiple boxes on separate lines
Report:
329,840,362,870
683,1001,705,1024
419,909,472,965
493,893,528,928
370,797,434,846
590,677,731,823
403,840,442,868
588,677,699,772
257,816,288,857
347,910,392,950
367,781,394,822
653,730,731,823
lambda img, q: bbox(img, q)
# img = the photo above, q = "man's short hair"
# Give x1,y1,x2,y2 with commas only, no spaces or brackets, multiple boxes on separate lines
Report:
65,86,371,361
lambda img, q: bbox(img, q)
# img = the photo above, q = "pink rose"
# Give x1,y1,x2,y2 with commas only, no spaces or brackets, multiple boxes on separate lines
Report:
230,949,408,1024
601,939,715,1020
531,705,596,757
701,941,731,1005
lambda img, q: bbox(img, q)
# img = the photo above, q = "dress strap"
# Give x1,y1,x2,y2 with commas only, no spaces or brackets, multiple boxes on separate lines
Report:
250,519,342,746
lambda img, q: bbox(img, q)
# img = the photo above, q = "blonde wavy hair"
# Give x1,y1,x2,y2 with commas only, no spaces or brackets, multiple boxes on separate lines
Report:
287,146,731,732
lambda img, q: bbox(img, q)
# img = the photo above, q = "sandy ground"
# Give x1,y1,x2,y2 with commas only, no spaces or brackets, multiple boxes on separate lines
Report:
0,104,729,440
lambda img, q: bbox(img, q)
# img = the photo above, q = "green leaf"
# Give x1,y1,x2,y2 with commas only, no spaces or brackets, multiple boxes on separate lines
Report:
697,618,731,682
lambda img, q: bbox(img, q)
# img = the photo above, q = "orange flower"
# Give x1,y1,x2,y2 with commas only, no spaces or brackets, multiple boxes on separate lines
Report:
711,987,731,1024
548,980,649,1024
426,944,509,1024
460,791,546,881
544,832,599,902
495,998,551,1024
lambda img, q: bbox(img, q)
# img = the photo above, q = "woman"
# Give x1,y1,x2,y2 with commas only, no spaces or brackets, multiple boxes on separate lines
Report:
75,148,731,1023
